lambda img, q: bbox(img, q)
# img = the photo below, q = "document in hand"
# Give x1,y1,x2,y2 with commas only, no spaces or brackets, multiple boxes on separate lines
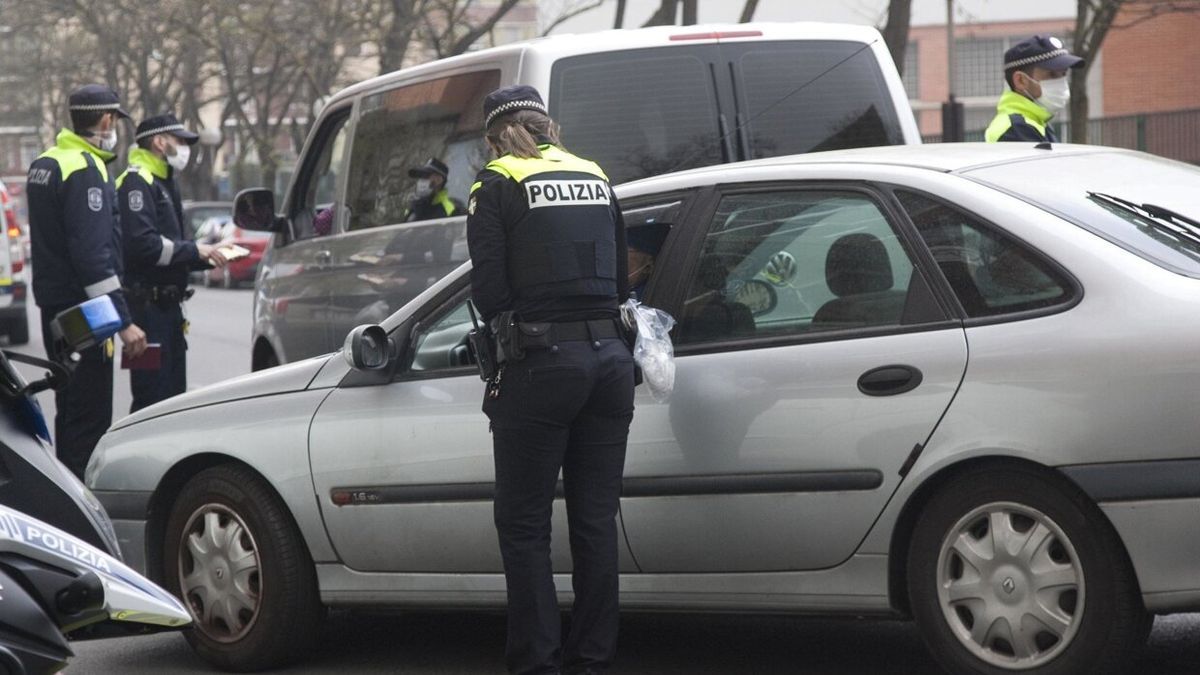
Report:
213,244,251,265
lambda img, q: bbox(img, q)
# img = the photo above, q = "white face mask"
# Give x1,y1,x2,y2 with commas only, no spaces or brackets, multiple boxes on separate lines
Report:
98,129,118,152
414,178,432,198
1036,76,1070,113
167,143,191,171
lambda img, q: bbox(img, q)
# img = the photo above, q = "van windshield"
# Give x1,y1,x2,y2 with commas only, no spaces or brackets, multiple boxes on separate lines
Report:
549,41,905,185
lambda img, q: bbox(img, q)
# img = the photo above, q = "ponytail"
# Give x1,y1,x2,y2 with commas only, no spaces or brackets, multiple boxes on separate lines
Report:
486,110,563,159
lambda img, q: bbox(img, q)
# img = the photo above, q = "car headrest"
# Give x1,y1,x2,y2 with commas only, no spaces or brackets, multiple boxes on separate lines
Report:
825,233,893,297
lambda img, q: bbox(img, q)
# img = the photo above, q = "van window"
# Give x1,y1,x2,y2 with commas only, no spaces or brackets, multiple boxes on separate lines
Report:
733,41,904,157
345,69,500,231
550,48,722,186
292,112,350,240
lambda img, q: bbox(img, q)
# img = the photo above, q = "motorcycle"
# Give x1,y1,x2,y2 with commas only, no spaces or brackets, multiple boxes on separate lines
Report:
0,296,191,673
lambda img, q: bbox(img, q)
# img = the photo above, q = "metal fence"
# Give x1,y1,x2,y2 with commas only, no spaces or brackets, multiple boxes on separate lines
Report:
921,107,1200,165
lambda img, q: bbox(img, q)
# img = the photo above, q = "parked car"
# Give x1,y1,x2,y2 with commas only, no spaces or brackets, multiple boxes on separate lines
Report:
182,200,233,239
243,22,920,371
198,223,271,289
89,143,1200,674
0,179,28,344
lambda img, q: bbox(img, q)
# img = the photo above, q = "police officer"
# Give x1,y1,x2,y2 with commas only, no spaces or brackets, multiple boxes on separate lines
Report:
986,35,1085,143
118,113,228,412
405,157,464,222
27,84,147,479
467,85,634,675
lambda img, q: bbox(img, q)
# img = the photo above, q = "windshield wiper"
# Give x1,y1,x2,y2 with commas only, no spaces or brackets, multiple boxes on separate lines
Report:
1087,191,1200,248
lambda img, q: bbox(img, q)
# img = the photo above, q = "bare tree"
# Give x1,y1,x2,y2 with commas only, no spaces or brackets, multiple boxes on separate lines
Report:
882,0,913,76
539,0,606,36
739,0,759,22
1069,0,1200,142
642,0,679,27
681,0,697,25
615,0,627,28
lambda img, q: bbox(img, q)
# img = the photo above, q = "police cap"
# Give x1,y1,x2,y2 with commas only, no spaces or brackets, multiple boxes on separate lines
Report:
134,113,200,145
483,85,547,128
408,157,449,180
1004,35,1085,72
68,84,131,119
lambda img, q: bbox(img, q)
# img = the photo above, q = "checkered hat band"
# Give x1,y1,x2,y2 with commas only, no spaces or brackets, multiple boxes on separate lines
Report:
69,103,121,111
1004,48,1069,70
486,99,548,127
135,124,186,141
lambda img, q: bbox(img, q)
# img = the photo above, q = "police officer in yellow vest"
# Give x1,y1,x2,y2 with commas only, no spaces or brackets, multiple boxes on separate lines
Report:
404,157,464,222
467,85,634,675
986,35,1085,143
26,84,147,478
118,113,228,412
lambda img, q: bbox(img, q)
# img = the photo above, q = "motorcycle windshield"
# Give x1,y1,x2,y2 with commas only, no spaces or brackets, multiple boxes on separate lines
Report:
0,504,190,628
0,350,48,442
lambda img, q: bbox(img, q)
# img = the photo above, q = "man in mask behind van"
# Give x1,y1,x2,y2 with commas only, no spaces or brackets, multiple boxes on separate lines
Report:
405,157,464,222
985,35,1084,143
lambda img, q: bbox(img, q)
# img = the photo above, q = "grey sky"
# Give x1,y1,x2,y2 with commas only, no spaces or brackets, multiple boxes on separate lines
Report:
545,0,1076,34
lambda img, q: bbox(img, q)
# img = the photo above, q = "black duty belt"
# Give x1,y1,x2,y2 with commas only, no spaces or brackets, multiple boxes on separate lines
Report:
127,285,194,304
523,319,621,343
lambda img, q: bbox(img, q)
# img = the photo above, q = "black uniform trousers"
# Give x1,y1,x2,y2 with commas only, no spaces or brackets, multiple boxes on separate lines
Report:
40,307,112,480
129,299,186,413
484,336,635,675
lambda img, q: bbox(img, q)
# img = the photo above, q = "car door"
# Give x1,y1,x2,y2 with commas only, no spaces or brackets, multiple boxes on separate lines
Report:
619,183,969,572
258,108,352,361
308,284,642,574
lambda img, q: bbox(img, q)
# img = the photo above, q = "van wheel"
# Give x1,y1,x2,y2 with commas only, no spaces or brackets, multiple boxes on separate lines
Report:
907,466,1150,675
163,465,320,671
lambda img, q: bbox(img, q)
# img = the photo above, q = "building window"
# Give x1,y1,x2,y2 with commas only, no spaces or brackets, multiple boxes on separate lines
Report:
902,41,919,99
953,37,1004,98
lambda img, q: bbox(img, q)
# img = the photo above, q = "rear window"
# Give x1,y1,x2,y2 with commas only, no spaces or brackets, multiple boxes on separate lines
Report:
734,41,904,157
550,47,722,186
965,152,1200,276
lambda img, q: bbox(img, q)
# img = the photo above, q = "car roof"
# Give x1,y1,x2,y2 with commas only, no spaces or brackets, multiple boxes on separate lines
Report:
617,143,1129,193
328,22,883,106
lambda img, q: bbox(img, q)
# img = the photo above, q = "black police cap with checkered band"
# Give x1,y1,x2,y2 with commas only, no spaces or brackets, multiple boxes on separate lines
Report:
1004,35,1085,72
483,85,548,128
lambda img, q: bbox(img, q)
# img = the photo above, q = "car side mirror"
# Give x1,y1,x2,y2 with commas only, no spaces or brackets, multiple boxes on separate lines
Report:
343,324,396,371
233,188,286,233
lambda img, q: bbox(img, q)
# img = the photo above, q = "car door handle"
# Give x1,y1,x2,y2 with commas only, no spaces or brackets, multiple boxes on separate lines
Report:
857,365,923,397
314,250,332,265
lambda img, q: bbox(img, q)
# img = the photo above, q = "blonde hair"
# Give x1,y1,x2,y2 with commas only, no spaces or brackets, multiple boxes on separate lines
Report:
486,110,563,159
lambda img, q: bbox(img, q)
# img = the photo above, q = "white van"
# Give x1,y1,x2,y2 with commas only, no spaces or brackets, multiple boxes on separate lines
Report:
241,23,919,369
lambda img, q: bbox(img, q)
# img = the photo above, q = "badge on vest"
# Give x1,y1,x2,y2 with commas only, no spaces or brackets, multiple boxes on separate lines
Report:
129,191,144,212
87,187,103,212
524,180,610,209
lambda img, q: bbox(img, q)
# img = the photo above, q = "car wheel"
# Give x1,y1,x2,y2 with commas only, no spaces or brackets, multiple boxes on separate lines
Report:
6,316,28,345
907,465,1150,675
163,465,321,671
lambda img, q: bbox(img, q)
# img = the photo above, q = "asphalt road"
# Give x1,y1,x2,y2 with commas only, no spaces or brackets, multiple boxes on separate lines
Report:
8,287,1200,673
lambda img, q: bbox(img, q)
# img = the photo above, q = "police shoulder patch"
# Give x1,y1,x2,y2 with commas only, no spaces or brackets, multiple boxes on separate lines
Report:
468,196,477,215
128,190,144,212
87,187,103,212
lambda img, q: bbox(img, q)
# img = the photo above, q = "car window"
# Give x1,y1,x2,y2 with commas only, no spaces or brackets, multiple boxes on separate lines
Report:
345,70,499,232
409,297,474,373
550,47,722,186
292,112,351,240
676,190,921,345
897,190,1072,317
733,41,905,157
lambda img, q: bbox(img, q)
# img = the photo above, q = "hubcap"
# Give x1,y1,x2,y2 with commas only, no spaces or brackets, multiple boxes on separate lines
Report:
177,503,262,642
936,502,1084,670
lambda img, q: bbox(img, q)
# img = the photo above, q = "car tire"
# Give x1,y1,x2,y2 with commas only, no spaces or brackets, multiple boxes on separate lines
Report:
163,465,321,671
7,316,28,345
907,465,1150,675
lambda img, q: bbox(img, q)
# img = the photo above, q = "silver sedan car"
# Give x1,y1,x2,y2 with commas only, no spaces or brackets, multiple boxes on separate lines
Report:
88,144,1200,674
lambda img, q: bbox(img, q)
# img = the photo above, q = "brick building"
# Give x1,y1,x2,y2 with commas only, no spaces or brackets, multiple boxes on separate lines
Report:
906,7,1200,141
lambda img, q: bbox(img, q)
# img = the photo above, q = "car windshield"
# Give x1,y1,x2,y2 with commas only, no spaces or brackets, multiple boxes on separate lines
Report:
964,152,1200,276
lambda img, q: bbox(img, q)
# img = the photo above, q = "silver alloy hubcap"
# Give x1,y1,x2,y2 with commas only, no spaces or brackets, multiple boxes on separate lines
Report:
178,503,262,642
936,502,1084,670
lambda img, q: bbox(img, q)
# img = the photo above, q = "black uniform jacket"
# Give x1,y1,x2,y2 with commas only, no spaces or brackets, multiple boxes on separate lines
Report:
117,148,201,290
27,129,130,325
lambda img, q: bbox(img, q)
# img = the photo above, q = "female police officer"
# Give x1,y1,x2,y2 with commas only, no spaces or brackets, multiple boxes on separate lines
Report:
467,85,634,675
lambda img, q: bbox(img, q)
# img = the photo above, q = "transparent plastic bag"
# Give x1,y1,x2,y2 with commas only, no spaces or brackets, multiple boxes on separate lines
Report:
621,299,676,402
